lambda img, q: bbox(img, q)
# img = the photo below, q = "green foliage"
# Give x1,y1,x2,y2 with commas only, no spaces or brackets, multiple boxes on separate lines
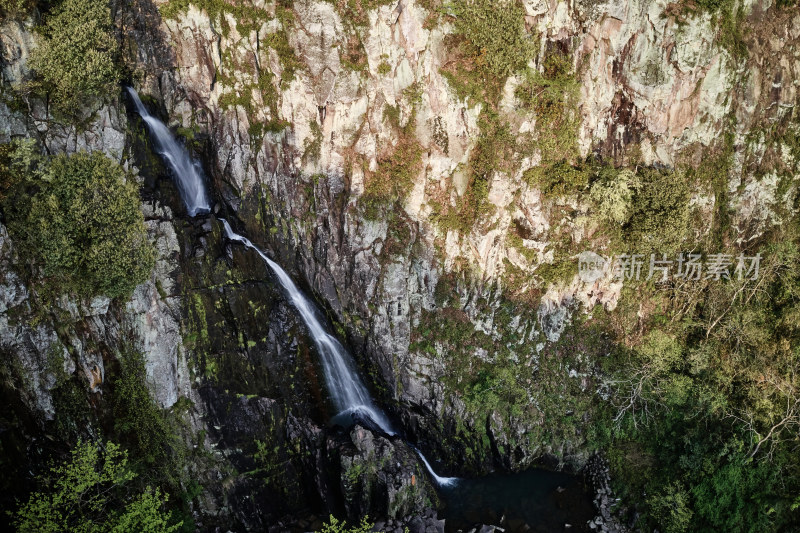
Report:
317,515,374,533
683,0,748,62
360,133,423,219
377,61,392,75
623,167,690,254
13,440,180,533
28,0,121,115
322,0,396,27
112,349,173,468
601,226,800,531
360,95,423,219
433,111,515,233
516,49,581,165
0,0,34,18
303,121,323,162
2,146,154,299
589,167,640,225
647,483,693,533
447,0,534,79
263,4,303,86
442,0,536,104
536,256,579,287
524,159,591,197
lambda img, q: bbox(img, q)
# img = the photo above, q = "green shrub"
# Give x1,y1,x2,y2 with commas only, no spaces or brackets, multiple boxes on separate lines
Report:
317,515,373,533
0,0,34,18
447,0,534,79
442,0,536,105
112,349,173,467
13,440,180,533
623,167,690,253
516,49,581,165
28,0,121,115
589,167,640,224
4,146,154,299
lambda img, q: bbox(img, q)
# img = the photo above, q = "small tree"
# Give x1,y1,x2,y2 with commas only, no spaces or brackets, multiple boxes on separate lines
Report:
13,441,181,533
5,146,154,299
28,0,121,115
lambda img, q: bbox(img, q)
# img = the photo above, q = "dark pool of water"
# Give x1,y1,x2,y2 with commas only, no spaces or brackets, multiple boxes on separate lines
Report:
438,467,595,533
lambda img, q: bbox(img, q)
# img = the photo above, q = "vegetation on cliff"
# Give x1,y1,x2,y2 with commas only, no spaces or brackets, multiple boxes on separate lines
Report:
13,440,180,533
27,0,121,116
0,142,154,299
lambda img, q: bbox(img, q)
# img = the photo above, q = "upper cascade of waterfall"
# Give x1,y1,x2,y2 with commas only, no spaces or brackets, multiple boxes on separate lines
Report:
126,87,211,217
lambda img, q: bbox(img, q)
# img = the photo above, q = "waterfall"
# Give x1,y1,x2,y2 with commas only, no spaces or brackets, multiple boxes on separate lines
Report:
220,220,457,487
126,83,455,486
125,87,211,217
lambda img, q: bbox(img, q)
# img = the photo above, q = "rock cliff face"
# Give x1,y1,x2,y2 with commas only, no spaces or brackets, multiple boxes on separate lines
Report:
127,0,799,469
1,0,799,530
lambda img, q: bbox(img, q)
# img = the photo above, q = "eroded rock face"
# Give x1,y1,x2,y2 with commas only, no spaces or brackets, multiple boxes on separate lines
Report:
2,0,800,529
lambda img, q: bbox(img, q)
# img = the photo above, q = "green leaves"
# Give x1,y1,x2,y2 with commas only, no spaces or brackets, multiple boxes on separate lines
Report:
624,167,691,254
4,147,154,300
13,441,180,533
318,515,374,533
28,0,121,116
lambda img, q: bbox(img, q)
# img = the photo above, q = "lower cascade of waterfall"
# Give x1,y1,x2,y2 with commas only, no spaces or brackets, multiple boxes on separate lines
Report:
219,219,458,487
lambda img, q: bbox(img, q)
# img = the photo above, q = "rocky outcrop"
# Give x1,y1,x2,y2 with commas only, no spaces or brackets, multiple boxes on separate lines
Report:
335,425,434,522
2,0,799,530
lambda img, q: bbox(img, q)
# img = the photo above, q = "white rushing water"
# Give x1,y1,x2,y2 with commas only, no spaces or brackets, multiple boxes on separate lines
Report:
126,87,211,216
127,85,455,486
220,219,457,487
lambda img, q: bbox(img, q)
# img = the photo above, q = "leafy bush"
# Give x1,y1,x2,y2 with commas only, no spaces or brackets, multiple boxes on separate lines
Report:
623,167,690,253
3,145,154,299
13,440,180,533
448,0,534,79
589,167,640,224
28,0,121,115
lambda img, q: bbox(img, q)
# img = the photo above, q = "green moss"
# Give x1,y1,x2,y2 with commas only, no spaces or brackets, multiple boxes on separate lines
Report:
303,121,323,162
524,159,591,197
536,257,578,288
322,0,395,27
682,0,748,62
377,61,391,75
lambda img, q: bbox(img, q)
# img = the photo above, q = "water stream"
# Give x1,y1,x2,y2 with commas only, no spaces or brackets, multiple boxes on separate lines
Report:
127,87,456,487
126,87,211,216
